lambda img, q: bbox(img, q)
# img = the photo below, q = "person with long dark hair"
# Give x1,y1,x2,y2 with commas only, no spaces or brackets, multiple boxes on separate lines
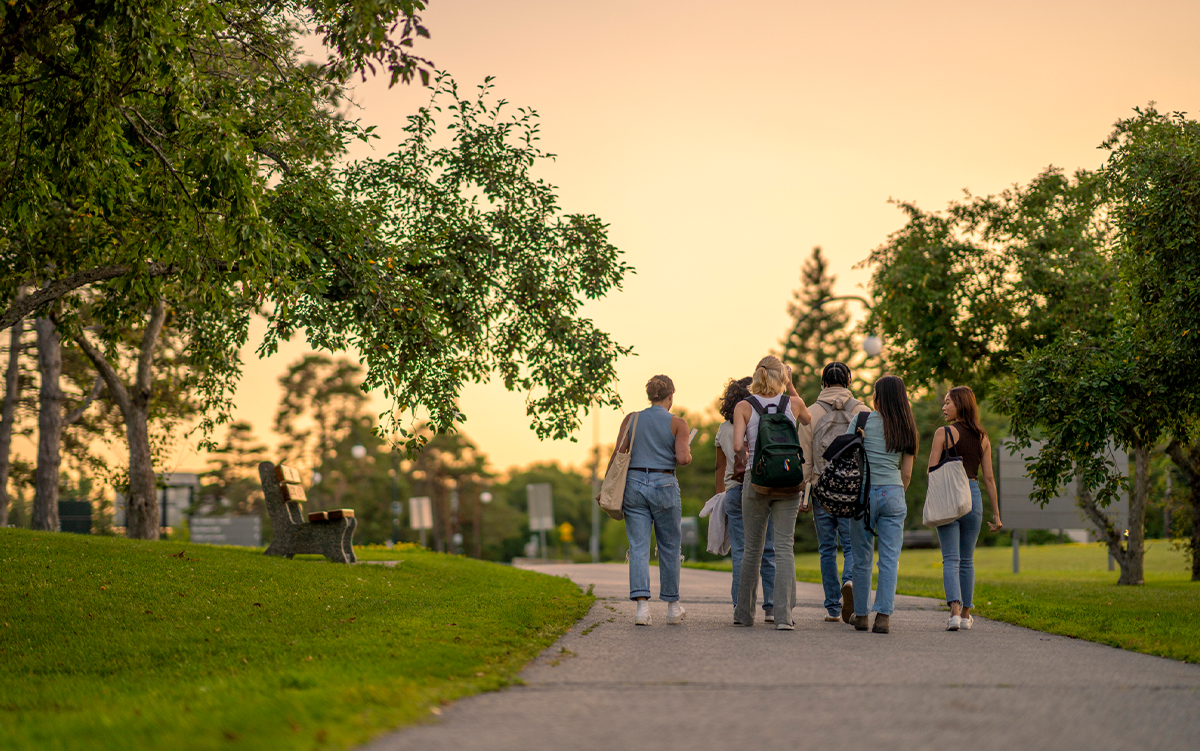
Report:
715,377,776,622
928,385,1002,631
847,375,918,634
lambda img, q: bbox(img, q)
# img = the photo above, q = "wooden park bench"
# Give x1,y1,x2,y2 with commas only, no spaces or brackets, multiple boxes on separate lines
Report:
259,461,358,563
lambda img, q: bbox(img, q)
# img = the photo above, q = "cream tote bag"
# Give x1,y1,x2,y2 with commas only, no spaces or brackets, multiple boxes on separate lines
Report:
922,426,973,528
596,413,639,521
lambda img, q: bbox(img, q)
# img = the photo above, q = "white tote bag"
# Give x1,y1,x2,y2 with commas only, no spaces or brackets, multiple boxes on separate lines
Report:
596,413,639,521
922,426,973,528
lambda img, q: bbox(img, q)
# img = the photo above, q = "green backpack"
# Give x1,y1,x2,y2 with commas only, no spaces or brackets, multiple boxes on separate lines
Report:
748,394,804,493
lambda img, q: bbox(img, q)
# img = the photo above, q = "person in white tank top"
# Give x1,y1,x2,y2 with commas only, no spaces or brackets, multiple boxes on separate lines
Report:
730,356,810,630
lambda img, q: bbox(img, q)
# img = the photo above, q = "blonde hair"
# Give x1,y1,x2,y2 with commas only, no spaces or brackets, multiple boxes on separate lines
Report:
749,356,788,397
646,374,675,402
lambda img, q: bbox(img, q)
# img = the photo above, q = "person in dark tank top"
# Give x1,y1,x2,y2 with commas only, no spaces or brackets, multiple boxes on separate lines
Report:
926,385,1003,631
604,375,693,626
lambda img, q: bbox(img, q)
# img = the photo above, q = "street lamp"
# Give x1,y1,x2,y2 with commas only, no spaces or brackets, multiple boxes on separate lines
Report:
862,335,883,358
351,443,367,460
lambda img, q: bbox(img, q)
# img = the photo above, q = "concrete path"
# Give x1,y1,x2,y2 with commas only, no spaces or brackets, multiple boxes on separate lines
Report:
361,563,1200,751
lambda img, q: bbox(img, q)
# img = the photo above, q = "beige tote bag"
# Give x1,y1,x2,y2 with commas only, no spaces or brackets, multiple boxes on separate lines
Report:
596,413,639,521
922,426,973,527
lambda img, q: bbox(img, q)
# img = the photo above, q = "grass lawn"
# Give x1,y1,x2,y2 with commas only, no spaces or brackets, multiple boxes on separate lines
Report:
0,529,591,751
687,540,1200,663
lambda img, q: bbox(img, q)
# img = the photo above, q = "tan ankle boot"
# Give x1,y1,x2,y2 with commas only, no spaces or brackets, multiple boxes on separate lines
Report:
852,614,869,631
872,613,890,633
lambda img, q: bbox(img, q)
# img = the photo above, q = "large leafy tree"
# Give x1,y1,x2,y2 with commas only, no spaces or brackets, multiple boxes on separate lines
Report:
863,168,1115,399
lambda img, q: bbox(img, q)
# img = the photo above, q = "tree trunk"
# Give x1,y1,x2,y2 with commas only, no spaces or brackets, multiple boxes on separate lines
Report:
1164,439,1200,582
0,316,24,527
1120,444,1149,585
1075,443,1150,586
32,317,63,531
124,399,159,539
72,301,167,540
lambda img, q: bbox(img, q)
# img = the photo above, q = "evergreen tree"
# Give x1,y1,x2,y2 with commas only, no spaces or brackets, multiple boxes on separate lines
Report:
779,247,861,403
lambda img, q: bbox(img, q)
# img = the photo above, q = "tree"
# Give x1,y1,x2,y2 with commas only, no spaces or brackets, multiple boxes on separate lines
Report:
863,168,1114,399
200,421,269,517
779,247,861,403
1164,438,1200,581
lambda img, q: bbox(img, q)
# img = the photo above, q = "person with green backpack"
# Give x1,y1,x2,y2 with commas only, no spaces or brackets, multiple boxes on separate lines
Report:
732,356,811,630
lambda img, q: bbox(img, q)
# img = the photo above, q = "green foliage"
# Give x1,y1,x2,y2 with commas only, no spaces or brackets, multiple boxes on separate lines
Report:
0,528,590,750
336,74,633,449
779,247,862,402
200,421,269,516
491,463,597,560
863,167,1114,398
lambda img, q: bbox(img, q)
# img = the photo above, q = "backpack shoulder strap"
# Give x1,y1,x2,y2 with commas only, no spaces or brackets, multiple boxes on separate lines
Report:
747,396,767,416
777,394,790,413
854,410,870,434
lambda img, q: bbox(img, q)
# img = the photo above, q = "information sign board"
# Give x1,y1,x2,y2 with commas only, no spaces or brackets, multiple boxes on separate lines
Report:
190,516,262,547
527,483,555,531
409,496,433,530
999,438,1129,532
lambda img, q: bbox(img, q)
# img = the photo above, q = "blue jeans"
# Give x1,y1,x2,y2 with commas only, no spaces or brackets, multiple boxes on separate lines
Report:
623,470,681,601
936,479,983,609
726,482,775,610
849,485,907,616
813,502,853,615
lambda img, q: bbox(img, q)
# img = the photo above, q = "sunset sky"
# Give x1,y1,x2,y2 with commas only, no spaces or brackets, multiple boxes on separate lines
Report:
182,0,1200,476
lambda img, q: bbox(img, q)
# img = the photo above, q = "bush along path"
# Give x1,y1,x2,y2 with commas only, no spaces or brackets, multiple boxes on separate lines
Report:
0,529,592,751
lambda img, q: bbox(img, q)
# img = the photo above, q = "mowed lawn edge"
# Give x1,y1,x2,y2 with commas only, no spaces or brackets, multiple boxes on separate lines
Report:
0,529,592,751
685,541,1200,663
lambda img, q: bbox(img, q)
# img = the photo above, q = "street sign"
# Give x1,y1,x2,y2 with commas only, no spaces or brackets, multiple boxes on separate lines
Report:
999,438,1129,532
409,496,433,530
190,515,262,547
680,517,699,546
526,483,554,531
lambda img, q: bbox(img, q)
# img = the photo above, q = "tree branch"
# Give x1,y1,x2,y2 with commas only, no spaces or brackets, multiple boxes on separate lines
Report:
0,262,179,332
64,376,105,425
72,329,132,419
136,301,168,397
1165,439,1197,485
1077,487,1126,565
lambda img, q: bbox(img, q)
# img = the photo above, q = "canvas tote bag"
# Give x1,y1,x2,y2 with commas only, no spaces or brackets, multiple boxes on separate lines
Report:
596,413,639,521
922,426,973,527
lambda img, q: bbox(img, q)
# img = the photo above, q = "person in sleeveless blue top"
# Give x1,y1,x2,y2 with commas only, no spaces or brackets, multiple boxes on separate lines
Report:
605,375,693,626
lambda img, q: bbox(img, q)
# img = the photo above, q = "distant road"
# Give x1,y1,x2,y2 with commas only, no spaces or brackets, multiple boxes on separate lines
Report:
361,563,1200,751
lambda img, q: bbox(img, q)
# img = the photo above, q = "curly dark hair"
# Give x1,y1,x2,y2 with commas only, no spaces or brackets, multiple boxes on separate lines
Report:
719,377,752,422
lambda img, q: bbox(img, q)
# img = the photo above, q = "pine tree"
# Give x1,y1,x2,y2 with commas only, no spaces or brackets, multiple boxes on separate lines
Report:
779,247,860,403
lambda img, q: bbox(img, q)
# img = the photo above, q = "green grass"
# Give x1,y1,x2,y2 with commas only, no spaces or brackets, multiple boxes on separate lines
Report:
687,540,1200,662
0,529,591,751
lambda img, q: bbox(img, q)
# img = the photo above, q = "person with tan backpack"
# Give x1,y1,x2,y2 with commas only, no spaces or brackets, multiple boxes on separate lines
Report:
798,362,870,624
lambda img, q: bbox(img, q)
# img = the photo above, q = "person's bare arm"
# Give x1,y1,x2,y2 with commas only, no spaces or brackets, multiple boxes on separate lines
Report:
733,401,751,460
927,427,945,472
900,454,914,489
789,396,811,426
981,435,1002,531
672,415,693,466
603,414,633,474
715,445,727,494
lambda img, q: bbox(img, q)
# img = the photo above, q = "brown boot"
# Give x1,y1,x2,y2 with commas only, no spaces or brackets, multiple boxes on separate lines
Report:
872,613,890,633
840,582,854,623
852,614,869,631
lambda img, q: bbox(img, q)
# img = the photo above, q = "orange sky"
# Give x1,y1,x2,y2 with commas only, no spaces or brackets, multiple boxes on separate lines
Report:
170,0,1200,476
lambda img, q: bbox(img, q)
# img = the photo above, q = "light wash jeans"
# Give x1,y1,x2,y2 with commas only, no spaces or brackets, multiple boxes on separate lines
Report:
726,482,775,610
813,502,853,616
735,484,799,627
624,470,681,602
849,485,907,616
936,479,983,609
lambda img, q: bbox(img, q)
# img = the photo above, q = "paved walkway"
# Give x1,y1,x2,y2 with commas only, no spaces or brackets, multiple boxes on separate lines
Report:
362,563,1200,751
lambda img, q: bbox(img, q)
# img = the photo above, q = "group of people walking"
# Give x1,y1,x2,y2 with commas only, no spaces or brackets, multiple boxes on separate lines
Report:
610,356,1002,632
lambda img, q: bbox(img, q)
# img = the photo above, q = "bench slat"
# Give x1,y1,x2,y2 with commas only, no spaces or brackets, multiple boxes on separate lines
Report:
307,511,328,522
327,509,355,520
281,483,307,502
276,465,302,484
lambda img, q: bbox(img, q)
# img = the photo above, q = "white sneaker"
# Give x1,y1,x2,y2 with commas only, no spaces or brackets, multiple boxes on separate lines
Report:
667,602,686,625
635,601,651,626
961,615,974,630
946,615,961,631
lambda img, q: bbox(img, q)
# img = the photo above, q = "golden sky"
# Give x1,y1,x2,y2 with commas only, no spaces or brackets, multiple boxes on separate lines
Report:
186,0,1200,475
